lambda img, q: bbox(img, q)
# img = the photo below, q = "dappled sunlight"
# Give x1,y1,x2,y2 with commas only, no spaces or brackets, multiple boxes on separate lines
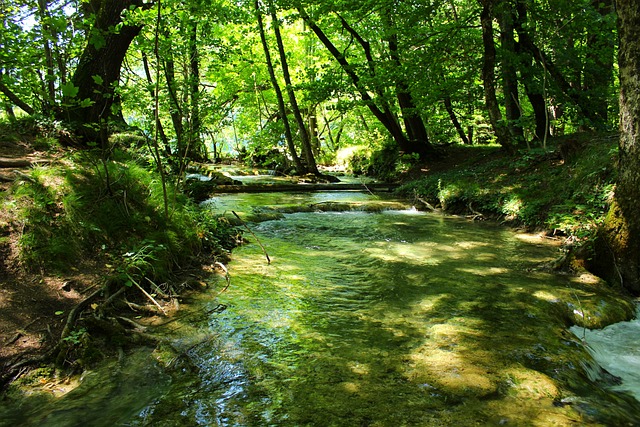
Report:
456,266,510,276
364,241,442,264
31,194,633,426
534,290,562,303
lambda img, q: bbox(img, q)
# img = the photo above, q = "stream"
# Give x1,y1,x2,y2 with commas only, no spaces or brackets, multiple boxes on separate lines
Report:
2,188,640,426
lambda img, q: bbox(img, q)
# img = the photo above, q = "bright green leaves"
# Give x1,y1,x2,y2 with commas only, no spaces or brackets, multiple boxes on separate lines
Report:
61,81,79,98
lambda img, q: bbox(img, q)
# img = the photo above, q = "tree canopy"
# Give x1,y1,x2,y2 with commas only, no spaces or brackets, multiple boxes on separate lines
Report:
0,0,621,166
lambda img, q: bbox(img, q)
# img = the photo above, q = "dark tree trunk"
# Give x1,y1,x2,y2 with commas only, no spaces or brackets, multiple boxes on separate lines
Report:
513,2,549,142
163,52,185,156
513,0,601,129
498,4,524,144
270,0,318,174
0,76,34,115
255,0,305,173
385,20,435,155
596,0,640,294
37,0,56,108
523,83,550,142
65,0,146,142
584,0,615,128
141,52,172,158
443,96,470,144
187,19,206,162
479,0,514,152
299,6,425,158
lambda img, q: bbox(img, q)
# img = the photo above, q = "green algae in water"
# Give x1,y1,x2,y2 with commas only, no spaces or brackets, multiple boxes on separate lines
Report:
3,196,639,426
139,209,640,426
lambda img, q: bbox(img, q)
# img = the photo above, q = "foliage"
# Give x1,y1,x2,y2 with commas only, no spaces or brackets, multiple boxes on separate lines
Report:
11,145,235,284
398,134,619,240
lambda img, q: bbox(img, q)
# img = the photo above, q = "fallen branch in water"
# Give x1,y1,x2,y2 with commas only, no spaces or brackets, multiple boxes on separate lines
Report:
232,210,271,264
214,261,231,295
413,189,440,212
128,274,167,316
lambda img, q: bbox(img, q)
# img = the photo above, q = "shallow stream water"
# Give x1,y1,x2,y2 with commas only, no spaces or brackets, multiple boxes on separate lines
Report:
2,191,640,426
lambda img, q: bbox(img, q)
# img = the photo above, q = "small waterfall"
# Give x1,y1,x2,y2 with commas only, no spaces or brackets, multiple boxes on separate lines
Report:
571,304,640,401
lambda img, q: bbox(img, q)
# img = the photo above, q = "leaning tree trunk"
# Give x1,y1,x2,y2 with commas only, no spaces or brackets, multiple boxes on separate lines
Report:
64,0,146,143
478,0,514,153
584,0,615,129
596,0,640,294
255,0,305,174
298,6,422,158
269,0,319,174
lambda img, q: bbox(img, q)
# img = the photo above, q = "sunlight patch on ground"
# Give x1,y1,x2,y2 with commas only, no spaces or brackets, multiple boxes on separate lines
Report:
533,290,561,302
456,266,510,276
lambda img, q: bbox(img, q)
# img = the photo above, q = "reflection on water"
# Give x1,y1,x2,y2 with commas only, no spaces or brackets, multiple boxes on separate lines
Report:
2,192,639,426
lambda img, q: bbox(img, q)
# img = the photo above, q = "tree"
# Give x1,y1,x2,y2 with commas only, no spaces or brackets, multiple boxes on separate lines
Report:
268,0,319,174
297,3,435,158
478,0,513,152
64,0,148,142
597,0,640,294
255,0,305,173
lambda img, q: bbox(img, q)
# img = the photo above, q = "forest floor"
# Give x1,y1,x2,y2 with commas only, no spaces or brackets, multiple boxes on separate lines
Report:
0,129,624,387
0,135,103,377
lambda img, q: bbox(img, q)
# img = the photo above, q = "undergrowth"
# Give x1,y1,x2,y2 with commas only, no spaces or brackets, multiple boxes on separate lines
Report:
398,133,619,242
9,146,237,286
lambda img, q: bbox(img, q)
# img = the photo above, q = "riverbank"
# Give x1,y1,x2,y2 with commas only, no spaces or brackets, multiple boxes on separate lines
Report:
397,133,624,286
0,119,238,387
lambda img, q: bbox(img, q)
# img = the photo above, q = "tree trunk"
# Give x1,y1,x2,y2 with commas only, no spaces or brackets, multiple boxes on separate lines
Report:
188,19,206,162
0,75,34,115
255,0,305,173
513,0,601,129
65,0,146,142
299,8,422,157
37,0,56,108
597,0,640,294
269,0,319,174
443,96,470,144
498,5,524,144
479,0,514,152
142,52,172,157
385,19,434,155
163,52,185,157
523,82,550,142
513,2,549,142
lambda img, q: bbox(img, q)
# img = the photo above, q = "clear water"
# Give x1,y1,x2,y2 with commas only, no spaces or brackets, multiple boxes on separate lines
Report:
3,192,640,426
571,306,640,400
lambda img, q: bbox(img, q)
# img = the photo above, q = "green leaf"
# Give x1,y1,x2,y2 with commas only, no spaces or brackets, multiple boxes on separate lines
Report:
125,280,133,287
90,32,106,50
55,311,64,315
61,82,79,98
79,98,94,108
92,75,104,85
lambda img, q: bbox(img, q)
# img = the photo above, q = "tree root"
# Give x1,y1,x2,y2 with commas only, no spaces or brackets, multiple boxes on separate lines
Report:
0,288,103,390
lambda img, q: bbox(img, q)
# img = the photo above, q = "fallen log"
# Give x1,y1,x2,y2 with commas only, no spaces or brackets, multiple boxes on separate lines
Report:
0,158,31,168
212,183,400,193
